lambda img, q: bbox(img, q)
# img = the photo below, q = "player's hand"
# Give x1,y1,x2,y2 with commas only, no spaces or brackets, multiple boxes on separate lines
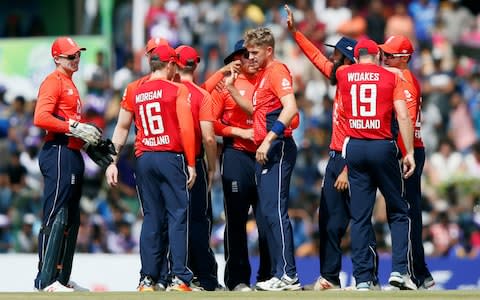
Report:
334,167,349,191
402,153,416,179
105,163,119,187
187,165,197,189
239,128,254,141
284,4,296,33
221,60,241,75
215,79,226,93
256,139,272,165
225,66,238,88
68,119,102,145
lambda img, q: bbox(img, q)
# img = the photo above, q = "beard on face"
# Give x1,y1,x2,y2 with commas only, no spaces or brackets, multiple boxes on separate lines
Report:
329,54,346,86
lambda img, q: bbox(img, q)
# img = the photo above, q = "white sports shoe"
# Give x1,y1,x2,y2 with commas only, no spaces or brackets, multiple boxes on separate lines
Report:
66,280,89,291
388,272,417,290
255,275,302,291
42,281,74,292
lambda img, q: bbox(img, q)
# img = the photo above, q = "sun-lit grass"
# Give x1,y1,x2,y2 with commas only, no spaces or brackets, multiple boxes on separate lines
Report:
0,290,479,300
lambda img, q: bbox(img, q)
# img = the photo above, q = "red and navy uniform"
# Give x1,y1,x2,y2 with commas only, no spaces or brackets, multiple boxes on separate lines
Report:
130,78,195,285
252,60,298,280
337,63,412,284
33,69,85,289
292,31,355,287
182,80,219,290
211,73,271,289
397,69,431,287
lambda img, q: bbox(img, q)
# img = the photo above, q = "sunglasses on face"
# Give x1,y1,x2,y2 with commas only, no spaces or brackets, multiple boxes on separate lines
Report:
383,52,409,59
59,52,81,60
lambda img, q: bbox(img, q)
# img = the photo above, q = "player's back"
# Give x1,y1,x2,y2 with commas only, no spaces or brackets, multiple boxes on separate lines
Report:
337,63,399,140
132,78,185,156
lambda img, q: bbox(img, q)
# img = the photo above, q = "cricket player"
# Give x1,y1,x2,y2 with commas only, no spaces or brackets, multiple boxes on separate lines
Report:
380,35,434,289
285,4,360,290
33,36,99,292
106,44,196,292
337,39,417,290
236,27,300,291
212,39,272,291
175,45,219,291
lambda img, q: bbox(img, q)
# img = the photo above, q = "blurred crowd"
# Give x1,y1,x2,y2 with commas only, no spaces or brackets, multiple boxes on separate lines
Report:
0,0,479,262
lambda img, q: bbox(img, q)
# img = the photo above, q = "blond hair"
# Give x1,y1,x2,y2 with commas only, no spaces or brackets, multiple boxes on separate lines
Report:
244,27,275,49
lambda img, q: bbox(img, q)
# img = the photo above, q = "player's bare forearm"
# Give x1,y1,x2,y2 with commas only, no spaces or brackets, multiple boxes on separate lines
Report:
200,121,217,175
394,100,414,156
110,108,133,164
277,93,299,127
226,84,253,115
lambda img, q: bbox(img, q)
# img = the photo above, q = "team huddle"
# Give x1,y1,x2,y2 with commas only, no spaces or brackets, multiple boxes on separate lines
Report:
32,3,434,293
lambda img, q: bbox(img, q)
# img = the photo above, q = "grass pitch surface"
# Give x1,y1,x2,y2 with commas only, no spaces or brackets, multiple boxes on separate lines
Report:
0,291,479,300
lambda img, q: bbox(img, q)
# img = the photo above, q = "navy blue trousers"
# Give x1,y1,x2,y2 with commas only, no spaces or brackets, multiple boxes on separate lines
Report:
255,138,297,279
35,143,84,289
221,147,271,290
319,151,350,286
345,139,410,284
135,152,193,284
405,147,431,286
188,157,218,290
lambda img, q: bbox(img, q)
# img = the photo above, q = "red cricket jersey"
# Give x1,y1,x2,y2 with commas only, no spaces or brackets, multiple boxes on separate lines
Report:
293,30,347,151
34,70,84,150
182,80,215,157
252,60,295,145
336,63,405,140
397,69,424,154
132,78,195,166
121,75,150,112
211,73,257,153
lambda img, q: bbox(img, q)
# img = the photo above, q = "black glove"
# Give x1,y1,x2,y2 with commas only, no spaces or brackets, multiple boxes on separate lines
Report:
86,138,117,168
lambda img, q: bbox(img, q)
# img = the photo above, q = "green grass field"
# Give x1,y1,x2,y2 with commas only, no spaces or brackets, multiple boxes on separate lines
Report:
0,291,479,300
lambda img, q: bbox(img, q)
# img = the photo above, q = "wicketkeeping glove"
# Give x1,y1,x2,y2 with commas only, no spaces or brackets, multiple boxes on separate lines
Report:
68,119,102,146
85,138,117,168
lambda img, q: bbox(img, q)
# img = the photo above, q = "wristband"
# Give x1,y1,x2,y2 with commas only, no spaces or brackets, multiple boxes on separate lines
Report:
271,120,286,136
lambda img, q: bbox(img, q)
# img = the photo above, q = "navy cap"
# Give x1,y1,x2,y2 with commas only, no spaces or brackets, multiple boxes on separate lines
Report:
325,37,357,62
224,39,247,65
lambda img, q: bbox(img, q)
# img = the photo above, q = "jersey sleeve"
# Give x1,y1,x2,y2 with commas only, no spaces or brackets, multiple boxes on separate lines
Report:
210,89,233,136
176,84,196,167
34,76,70,133
293,31,333,78
269,64,294,99
121,81,136,112
201,69,224,93
198,90,215,122
393,75,407,103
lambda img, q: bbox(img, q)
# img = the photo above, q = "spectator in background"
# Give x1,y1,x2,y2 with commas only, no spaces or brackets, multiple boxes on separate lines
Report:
8,96,30,153
145,0,178,45
429,211,460,257
15,213,37,253
83,50,111,115
0,168,12,215
464,141,480,179
112,53,135,97
440,0,475,45
408,0,439,49
196,0,227,82
385,2,416,46
448,92,477,153
365,0,386,44
0,214,12,253
422,53,455,136
314,0,352,45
